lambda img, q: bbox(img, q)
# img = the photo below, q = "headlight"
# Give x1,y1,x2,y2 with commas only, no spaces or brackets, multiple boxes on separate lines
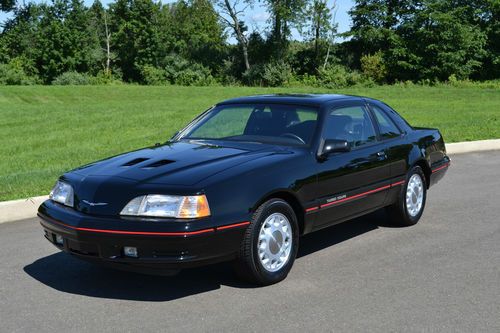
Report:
49,180,74,207
120,194,211,219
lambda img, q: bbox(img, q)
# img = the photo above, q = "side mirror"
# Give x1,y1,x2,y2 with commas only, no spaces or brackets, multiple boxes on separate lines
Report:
319,139,350,159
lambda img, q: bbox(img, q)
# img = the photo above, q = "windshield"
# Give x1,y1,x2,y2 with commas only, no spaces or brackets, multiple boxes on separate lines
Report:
181,104,319,145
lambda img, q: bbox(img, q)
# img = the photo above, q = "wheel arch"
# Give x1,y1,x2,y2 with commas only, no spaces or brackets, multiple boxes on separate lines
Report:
411,159,432,189
252,190,306,235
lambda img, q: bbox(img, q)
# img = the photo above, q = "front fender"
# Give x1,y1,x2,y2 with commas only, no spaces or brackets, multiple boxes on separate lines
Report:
201,151,317,229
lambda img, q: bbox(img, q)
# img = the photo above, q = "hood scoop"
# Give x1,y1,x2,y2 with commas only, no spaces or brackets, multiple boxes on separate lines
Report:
121,158,175,169
142,159,175,168
122,158,149,167
70,141,271,186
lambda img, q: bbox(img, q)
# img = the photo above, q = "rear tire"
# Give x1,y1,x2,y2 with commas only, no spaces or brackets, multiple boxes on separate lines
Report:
234,198,299,285
387,166,427,226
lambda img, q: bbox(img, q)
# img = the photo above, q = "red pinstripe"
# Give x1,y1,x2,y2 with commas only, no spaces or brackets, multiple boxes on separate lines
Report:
306,180,406,213
216,221,251,230
432,163,450,173
40,214,250,236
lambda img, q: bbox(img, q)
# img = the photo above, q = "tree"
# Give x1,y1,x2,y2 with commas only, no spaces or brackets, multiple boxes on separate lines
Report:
167,0,226,72
37,0,102,82
260,0,308,58
108,0,163,81
1,0,498,84
477,0,500,79
347,0,489,81
214,0,252,70
0,3,44,77
305,0,331,62
348,0,412,56
1,0,103,82
89,0,114,74
406,1,487,81
0,0,15,12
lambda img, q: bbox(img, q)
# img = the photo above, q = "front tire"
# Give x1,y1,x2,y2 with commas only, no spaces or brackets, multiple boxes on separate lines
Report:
387,166,427,226
234,199,299,285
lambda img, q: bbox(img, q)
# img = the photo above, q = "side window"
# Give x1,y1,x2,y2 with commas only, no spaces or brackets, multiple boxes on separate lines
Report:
295,108,318,123
324,106,377,148
371,105,401,139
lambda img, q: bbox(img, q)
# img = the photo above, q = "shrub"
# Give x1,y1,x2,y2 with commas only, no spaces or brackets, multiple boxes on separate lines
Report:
52,71,123,85
0,62,38,85
92,71,123,85
242,64,266,86
317,64,374,88
141,65,168,85
242,62,292,87
360,52,387,83
162,55,216,86
262,61,292,87
174,67,215,86
287,73,319,87
444,76,500,89
217,59,241,86
52,72,92,85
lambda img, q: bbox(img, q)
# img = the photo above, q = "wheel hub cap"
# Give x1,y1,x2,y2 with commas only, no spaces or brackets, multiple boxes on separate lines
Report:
269,231,283,254
406,174,424,217
258,213,292,272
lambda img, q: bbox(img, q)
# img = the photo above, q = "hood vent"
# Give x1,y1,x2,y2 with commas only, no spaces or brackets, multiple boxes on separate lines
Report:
143,159,175,168
122,158,149,167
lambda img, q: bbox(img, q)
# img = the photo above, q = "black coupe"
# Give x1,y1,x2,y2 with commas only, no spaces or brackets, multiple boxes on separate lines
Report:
39,94,450,285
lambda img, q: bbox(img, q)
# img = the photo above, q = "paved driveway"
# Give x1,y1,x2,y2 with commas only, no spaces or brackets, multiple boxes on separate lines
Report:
1,151,499,332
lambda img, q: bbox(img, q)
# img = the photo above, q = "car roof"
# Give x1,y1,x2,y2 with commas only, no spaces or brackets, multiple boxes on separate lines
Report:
217,94,361,107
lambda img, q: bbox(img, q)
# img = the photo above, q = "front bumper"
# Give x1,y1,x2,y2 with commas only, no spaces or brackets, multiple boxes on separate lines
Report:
38,201,250,274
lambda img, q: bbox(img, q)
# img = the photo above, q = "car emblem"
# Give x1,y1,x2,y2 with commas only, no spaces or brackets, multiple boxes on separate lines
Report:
82,200,108,207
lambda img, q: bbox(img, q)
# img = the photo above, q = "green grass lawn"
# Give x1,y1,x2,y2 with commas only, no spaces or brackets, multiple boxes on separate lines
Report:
0,85,499,201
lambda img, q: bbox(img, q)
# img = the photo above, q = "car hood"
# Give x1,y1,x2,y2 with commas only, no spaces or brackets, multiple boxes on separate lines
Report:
70,140,276,186
62,140,293,216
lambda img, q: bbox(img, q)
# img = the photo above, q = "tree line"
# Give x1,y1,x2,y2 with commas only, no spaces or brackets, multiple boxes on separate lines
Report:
0,0,498,86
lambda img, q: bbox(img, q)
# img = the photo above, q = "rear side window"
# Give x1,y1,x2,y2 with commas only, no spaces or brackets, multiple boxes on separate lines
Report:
371,105,401,139
324,105,377,148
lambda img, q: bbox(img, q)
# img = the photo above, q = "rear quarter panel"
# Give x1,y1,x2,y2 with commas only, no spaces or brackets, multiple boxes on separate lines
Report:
409,127,450,186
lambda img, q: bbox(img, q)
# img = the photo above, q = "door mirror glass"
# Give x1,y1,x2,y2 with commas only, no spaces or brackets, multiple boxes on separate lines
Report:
320,139,350,157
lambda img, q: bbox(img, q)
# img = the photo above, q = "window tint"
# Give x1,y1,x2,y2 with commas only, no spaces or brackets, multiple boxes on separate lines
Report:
184,104,319,145
371,105,401,139
325,106,377,148
189,106,254,139
296,108,318,122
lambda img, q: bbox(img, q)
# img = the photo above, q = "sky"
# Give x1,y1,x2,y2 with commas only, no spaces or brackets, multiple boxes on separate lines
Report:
0,0,355,40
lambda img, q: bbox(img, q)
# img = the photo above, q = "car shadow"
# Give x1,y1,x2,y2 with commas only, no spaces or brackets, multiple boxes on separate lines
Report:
297,208,394,258
24,209,393,301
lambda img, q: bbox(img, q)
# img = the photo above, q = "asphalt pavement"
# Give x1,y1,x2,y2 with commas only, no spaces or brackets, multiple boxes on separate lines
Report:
1,151,499,332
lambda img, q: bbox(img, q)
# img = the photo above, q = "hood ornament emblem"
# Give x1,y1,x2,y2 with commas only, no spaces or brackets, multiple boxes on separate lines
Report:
82,200,108,207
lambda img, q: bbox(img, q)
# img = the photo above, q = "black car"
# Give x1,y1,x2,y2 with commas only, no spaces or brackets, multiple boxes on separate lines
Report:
39,94,450,285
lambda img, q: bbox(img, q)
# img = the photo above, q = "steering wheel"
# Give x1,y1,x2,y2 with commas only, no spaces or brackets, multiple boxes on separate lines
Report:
280,133,306,144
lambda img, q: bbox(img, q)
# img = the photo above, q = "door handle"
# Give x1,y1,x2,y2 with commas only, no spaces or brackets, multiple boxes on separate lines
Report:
376,151,387,159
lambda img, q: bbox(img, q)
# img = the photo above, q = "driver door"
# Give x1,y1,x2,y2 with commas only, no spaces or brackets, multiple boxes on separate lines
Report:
312,102,391,230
